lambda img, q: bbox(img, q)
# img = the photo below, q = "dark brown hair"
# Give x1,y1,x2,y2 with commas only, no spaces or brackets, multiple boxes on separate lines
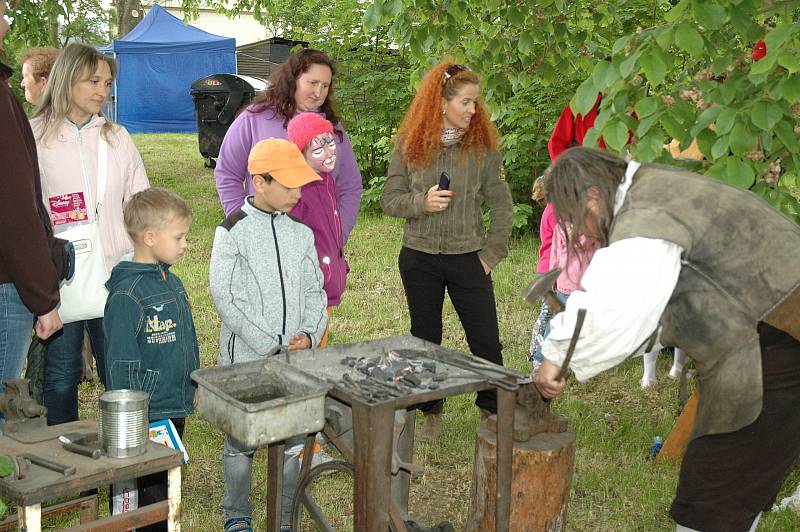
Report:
544,147,627,247
249,49,340,130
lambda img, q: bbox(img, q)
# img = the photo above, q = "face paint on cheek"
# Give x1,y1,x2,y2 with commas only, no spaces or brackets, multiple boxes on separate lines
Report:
322,154,336,171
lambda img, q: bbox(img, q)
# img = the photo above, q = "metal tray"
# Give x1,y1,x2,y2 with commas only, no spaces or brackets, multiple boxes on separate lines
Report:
192,359,331,447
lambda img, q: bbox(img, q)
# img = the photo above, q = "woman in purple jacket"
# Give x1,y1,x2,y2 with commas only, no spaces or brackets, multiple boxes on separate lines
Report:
214,49,362,242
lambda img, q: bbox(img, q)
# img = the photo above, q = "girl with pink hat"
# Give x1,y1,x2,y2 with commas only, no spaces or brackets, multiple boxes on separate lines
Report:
287,112,349,346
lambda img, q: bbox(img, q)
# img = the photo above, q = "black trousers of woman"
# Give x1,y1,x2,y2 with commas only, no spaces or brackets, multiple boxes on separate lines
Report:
398,247,504,413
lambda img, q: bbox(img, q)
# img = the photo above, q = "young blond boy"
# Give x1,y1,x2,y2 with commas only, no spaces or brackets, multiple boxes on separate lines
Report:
104,187,200,531
209,138,327,532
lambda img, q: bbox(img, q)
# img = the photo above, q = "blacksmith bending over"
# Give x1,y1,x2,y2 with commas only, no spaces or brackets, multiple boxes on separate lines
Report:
534,147,800,532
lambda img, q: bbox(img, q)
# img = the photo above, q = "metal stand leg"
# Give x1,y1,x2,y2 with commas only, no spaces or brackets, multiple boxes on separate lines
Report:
495,389,516,532
352,401,395,531
168,466,182,531
266,442,285,532
390,410,415,517
19,504,41,531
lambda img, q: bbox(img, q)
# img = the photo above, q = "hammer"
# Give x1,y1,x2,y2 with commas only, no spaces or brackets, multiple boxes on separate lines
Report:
521,268,564,314
522,268,587,381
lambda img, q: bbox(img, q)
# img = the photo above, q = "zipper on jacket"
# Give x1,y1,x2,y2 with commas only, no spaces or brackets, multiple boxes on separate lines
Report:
270,214,288,337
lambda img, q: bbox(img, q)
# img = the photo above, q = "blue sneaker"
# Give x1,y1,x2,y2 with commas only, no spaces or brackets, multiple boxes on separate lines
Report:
223,516,253,532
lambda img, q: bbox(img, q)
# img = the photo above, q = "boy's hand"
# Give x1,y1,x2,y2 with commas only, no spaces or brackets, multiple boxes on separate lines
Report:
288,333,311,351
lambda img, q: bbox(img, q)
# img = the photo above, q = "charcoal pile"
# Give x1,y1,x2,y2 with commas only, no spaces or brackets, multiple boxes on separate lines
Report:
338,349,445,403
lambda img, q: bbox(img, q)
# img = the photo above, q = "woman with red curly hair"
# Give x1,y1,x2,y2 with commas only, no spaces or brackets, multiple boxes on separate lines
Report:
381,61,513,440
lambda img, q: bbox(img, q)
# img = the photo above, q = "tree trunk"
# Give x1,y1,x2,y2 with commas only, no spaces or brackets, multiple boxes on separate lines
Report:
466,427,576,532
116,0,143,38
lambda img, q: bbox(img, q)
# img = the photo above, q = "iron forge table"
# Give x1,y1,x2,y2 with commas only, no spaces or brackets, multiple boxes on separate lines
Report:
0,420,183,531
265,336,526,532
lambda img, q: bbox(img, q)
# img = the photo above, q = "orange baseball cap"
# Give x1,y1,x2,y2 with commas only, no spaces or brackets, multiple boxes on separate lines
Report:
247,138,322,188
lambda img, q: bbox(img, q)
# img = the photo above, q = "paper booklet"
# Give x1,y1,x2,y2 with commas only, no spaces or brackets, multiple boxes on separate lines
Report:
148,419,189,464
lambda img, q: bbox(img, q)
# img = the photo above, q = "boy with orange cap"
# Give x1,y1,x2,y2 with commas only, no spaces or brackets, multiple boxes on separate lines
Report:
209,138,327,532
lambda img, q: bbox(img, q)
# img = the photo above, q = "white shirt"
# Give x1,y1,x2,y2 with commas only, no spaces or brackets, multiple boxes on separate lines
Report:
541,162,684,381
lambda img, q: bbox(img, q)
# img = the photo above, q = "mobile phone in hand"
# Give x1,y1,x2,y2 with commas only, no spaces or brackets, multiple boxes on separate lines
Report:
438,172,451,191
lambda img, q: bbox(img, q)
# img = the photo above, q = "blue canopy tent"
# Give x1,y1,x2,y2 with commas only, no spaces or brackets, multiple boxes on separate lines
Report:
100,5,236,133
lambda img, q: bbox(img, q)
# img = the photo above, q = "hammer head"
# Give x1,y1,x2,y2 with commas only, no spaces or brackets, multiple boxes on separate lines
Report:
521,268,561,307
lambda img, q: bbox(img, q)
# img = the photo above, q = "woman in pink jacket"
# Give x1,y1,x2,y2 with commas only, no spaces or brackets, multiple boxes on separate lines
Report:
31,43,149,425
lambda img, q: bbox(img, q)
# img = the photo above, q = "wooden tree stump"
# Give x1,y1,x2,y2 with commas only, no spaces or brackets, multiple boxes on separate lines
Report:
465,426,576,532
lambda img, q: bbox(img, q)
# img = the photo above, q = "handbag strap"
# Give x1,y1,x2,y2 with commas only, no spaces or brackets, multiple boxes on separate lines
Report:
95,133,108,220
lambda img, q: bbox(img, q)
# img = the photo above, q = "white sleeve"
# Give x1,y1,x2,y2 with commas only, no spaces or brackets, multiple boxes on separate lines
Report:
541,237,683,381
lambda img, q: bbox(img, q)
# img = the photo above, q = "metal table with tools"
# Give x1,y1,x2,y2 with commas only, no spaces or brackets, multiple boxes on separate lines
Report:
194,335,528,532
0,419,183,531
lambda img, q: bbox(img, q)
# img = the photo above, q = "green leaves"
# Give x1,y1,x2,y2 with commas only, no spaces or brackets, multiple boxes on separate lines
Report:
722,157,755,189
634,96,662,118
603,119,630,152
0,456,13,478
346,0,800,225
691,0,727,30
362,1,383,30
714,107,737,135
750,102,783,132
779,75,800,103
675,24,703,56
640,50,666,85
777,50,800,74
764,22,796,51
519,31,534,55
573,77,600,116
775,120,800,152
592,61,618,90
728,123,755,156
664,0,689,23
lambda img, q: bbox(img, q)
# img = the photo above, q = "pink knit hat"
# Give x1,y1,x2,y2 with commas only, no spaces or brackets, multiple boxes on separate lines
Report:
287,112,334,152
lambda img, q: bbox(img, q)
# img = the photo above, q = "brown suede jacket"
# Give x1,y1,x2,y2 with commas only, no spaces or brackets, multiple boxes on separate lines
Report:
381,138,513,269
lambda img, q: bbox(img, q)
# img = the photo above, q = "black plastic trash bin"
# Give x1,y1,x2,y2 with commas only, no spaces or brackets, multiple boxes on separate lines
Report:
190,73,267,168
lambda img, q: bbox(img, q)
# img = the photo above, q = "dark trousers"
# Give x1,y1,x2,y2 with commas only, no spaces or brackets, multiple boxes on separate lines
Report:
670,323,800,531
398,247,503,413
137,418,185,532
44,318,106,425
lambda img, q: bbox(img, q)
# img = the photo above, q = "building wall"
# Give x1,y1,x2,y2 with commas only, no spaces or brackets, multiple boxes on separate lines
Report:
154,1,267,46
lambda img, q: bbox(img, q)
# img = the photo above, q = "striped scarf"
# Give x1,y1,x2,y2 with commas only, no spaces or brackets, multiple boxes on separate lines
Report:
441,127,466,147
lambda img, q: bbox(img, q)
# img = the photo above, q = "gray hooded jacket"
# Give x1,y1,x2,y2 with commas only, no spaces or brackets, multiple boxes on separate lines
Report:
210,198,327,365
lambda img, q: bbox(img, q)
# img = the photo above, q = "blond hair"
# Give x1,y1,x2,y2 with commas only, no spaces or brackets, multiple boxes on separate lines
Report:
124,188,192,241
33,43,117,144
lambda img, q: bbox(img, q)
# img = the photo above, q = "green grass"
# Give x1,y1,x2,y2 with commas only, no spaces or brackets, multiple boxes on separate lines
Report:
50,133,800,530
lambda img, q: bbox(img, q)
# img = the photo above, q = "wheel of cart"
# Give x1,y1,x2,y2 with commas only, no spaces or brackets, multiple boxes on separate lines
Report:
289,418,408,532
292,458,401,532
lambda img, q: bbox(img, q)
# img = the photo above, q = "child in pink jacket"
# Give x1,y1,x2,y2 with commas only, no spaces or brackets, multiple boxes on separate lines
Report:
529,179,556,369
530,188,599,371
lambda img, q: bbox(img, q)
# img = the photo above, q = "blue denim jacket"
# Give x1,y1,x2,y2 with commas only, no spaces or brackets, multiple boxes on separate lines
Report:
104,261,199,420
